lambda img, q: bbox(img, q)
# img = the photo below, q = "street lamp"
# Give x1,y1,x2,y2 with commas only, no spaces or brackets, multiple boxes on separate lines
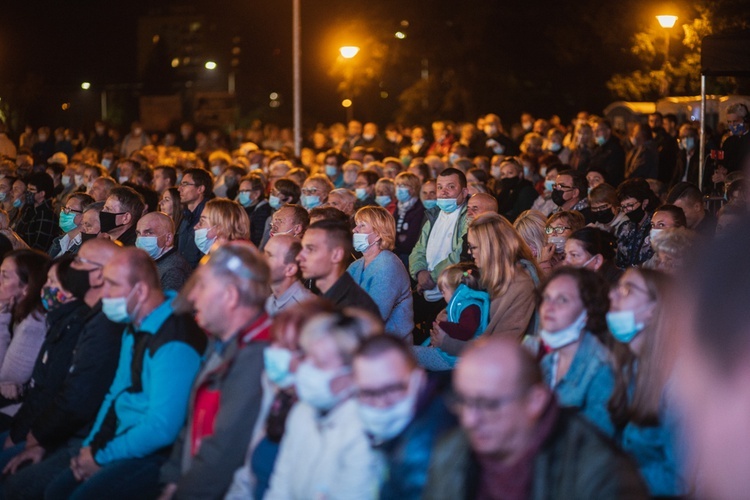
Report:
339,46,360,59
656,15,678,97
338,46,359,121
205,61,217,70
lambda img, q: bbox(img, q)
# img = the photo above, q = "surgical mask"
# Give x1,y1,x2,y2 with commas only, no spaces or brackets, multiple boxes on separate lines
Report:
548,235,566,253
211,165,222,176
544,179,556,192
0,192,6,202
522,121,533,131
422,199,437,210
75,175,84,186
102,287,136,324
729,122,746,136
12,198,22,208
295,360,350,411
301,195,321,210
539,167,548,177
194,227,216,255
436,198,458,213
325,165,338,178
62,175,72,187
551,189,567,206
680,137,695,151
375,195,391,207
136,235,165,260
539,310,587,349
249,163,261,171
650,228,663,241
548,142,562,152
118,176,129,184
578,254,597,269
449,153,460,165
355,188,367,201
358,374,420,442
101,158,112,169
238,191,252,207
269,195,282,209
395,187,411,203
353,232,374,253
99,211,126,233
41,285,70,311
59,212,78,233
595,136,606,146
491,143,505,155
264,346,296,388
606,310,644,344
491,166,501,178
523,165,532,178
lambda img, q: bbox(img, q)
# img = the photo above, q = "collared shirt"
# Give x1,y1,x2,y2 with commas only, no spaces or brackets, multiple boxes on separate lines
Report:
16,199,56,251
265,280,315,317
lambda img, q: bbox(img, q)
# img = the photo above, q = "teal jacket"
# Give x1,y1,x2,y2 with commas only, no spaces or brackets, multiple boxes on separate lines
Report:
408,204,468,282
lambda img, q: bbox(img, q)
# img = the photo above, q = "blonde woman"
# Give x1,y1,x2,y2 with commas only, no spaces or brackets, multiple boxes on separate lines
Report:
348,206,413,341
193,199,250,256
514,209,554,275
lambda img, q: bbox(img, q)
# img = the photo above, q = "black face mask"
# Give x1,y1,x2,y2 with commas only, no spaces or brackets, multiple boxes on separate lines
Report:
499,177,520,192
591,209,615,225
65,267,93,299
25,192,35,205
80,232,99,243
625,206,645,223
551,189,568,207
99,211,126,233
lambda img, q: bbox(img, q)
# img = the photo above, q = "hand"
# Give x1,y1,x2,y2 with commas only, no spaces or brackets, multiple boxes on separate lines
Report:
70,447,100,481
0,383,20,401
157,483,178,500
540,243,556,264
430,321,447,347
3,445,45,475
416,271,436,293
435,309,448,323
712,166,727,184
25,431,38,449
3,435,13,450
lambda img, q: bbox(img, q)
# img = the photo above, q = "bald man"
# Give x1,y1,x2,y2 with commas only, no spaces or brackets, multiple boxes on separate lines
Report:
263,234,314,316
136,212,191,292
466,193,498,222
425,339,647,499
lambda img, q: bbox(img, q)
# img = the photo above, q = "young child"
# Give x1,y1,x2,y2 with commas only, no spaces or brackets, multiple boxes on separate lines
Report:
412,263,490,371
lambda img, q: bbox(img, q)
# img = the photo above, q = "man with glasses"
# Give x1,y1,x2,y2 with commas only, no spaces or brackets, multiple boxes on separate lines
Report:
551,169,591,222
424,338,647,499
99,186,145,247
177,167,213,268
615,179,657,268
15,172,57,251
353,335,454,498
48,193,95,258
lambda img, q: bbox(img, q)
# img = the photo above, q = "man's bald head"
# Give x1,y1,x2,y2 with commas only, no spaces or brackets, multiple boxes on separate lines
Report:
139,211,175,235
457,338,541,393
467,193,498,222
114,247,162,290
78,238,122,266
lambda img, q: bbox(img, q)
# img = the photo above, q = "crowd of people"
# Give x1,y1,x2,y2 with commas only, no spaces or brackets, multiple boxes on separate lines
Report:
0,105,745,498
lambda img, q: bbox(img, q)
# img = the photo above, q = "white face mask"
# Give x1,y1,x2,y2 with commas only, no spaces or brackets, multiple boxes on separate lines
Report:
194,227,216,255
353,232,374,253
357,371,421,442
539,310,587,350
295,360,350,411
264,346,296,388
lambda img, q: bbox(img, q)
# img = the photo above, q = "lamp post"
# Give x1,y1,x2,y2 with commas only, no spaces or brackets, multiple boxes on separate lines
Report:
656,15,678,97
339,46,359,122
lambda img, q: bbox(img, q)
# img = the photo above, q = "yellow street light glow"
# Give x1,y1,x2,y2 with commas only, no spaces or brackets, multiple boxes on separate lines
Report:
270,92,279,100
342,99,352,108
171,58,180,68
339,46,360,59
395,32,406,40
81,82,91,90
656,15,678,28
205,61,217,70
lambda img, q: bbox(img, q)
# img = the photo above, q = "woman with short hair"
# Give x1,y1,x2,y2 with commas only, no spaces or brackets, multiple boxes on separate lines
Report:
193,199,250,256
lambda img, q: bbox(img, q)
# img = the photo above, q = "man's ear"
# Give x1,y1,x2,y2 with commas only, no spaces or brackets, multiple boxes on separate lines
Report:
331,246,345,264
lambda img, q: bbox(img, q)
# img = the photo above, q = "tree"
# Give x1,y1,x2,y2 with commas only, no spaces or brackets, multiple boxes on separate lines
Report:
607,2,750,101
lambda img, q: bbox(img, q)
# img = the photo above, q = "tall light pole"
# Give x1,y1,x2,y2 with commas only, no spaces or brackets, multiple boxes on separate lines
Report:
339,46,359,122
656,15,678,97
293,0,301,158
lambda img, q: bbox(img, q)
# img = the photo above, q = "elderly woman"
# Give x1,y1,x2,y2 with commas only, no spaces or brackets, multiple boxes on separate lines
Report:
194,199,250,256
539,267,615,436
546,210,585,267
375,178,396,215
348,206,414,341
513,209,554,275
300,174,334,211
393,172,424,269
646,227,695,274
607,269,687,496
264,311,381,499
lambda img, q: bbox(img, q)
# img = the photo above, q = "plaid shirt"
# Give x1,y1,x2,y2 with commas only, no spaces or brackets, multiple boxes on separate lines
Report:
16,199,57,251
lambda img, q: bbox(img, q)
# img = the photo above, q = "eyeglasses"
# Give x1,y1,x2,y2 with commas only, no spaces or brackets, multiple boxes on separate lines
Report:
554,183,574,191
62,206,83,215
612,281,650,298
449,391,524,415
620,201,640,212
545,226,571,235
356,382,408,406
590,204,612,213
301,188,319,196
180,181,197,188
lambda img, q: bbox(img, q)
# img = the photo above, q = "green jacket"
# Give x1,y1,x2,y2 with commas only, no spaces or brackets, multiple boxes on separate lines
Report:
424,407,648,500
408,204,468,282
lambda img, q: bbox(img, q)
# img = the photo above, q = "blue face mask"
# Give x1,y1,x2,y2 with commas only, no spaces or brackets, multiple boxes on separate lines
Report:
135,235,165,260
269,195,282,209
729,122,747,136
194,227,216,255
680,137,695,151
0,192,6,202
549,141,563,152
301,195,321,210
325,165,338,178
355,188,367,201
102,287,136,324
396,187,411,203
264,346,295,388
59,212,78,233
422,199,437,210
595,136,606,147
544,179,556,192
238,191,252,207
606,310,645,343
12,198,22,208
436,198,458,213
449,153,460,165
375,195,391,207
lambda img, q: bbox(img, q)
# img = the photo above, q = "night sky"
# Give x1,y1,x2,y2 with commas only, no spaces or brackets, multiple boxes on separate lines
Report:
0,0,739,132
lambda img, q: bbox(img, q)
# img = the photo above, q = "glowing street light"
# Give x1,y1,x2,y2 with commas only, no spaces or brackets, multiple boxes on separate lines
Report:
205,61,217,70
339,46,360,59
81,82,91,90
656,15,678,96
